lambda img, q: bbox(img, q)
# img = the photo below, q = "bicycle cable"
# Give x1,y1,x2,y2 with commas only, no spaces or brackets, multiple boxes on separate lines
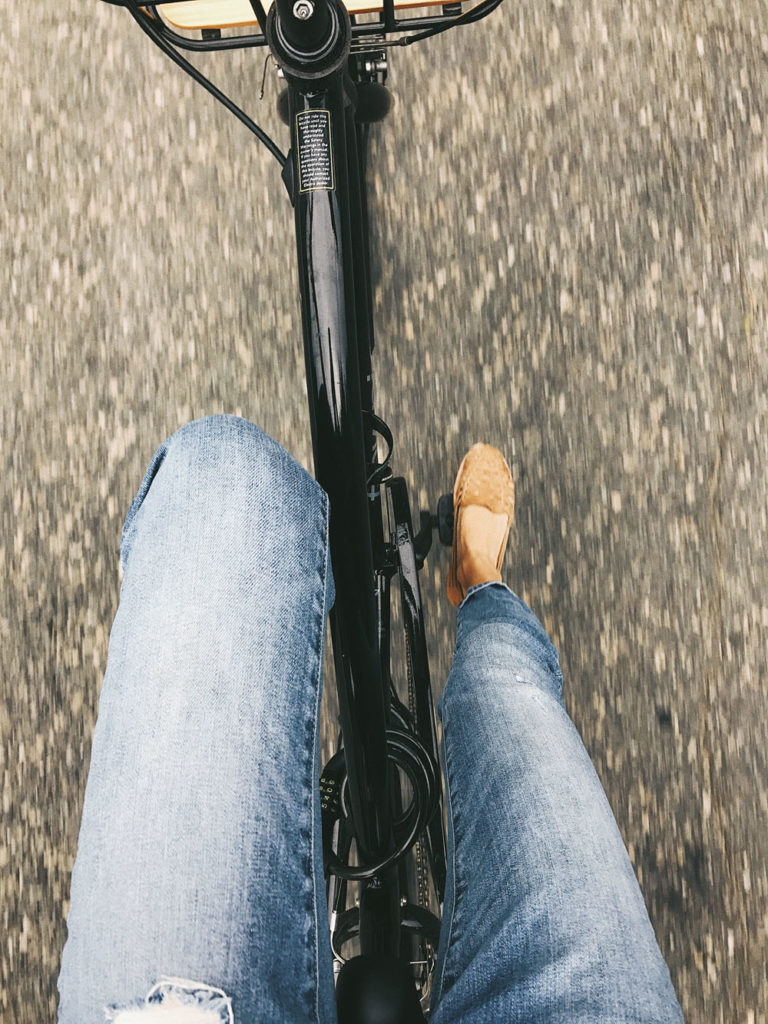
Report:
398,0,506,46
324,727,439,881
121,0,288,168
364,411,394,488
112,0,507,167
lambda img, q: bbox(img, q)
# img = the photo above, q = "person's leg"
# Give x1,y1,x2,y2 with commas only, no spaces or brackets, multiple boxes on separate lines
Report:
57,415,337,1024
429,580,683,1023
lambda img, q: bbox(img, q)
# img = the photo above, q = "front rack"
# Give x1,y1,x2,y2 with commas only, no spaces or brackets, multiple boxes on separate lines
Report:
101,0,504,54
100,0,506,167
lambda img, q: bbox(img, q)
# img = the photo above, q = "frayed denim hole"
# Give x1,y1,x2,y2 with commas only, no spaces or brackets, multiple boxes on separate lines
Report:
106,976,234,1024
453,623,565,707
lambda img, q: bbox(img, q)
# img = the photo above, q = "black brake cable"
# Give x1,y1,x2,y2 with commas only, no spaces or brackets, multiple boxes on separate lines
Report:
399,0,505,46
121,0,288,168
464,0,506,21
115,0,504,164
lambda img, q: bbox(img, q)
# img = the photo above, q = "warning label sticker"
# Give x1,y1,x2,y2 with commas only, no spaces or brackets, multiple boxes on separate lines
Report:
296,109,334,193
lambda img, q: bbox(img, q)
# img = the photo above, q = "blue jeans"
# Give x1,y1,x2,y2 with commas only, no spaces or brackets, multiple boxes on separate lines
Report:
57,415,683,1024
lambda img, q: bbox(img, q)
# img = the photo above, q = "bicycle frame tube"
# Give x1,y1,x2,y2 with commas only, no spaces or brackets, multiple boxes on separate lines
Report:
282,50,401,955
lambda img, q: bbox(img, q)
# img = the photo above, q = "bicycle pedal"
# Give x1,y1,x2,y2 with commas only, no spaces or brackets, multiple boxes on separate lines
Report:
436,493,453,546
413,511,435,569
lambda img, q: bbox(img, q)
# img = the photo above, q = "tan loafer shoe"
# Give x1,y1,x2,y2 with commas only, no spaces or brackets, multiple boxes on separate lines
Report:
446,443,515,607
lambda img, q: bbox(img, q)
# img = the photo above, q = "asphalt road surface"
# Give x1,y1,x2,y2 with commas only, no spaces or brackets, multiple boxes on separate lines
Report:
2,0,767,1020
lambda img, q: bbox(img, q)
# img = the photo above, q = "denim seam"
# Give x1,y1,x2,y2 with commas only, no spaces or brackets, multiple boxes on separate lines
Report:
434,712,458,1006
456,579,511,612
310,488,331,1024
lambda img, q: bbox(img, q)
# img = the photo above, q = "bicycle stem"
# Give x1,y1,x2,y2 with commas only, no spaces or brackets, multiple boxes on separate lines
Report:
275,0,333,55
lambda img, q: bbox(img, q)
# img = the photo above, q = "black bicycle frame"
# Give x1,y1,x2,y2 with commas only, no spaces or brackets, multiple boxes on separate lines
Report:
271,0,403,957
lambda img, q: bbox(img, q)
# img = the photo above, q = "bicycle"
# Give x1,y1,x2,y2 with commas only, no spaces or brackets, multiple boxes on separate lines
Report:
97,0,506,1018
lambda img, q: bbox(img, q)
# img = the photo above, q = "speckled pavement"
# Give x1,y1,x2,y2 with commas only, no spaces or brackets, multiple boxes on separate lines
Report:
2,0,767,1020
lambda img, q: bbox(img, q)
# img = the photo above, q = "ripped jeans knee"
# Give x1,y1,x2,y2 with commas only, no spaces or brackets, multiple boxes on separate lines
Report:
106,977,234,1024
